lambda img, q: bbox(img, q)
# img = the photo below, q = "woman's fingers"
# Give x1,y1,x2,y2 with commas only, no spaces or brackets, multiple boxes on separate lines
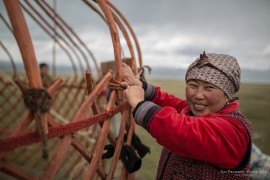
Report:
121,63,142,87
121,82,129,89
123,86,144,108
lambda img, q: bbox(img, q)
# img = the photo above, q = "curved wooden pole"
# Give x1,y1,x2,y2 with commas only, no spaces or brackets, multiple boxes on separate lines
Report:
2,1,49,173
39,0,90,71
4,0,42,88
82,0,107,22
0,13,17,77
108,1,143,70
34,0,88,75
0,12,14,34
2,1,138,179
82,2,138,75
82,0,127,72
96,0,122,81
40,0,101,77
22,0,82,77
111,11,138,75
52,0,57,78
0,40,17,77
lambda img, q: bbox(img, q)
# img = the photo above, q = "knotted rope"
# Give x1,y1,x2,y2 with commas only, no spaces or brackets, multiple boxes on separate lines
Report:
23,88,51,113
107,67,150,90
138,65,151,81
23,88,51,159
107,76,124,90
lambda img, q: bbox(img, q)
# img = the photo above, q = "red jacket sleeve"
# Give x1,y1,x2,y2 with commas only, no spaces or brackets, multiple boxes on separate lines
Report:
143,82,187,112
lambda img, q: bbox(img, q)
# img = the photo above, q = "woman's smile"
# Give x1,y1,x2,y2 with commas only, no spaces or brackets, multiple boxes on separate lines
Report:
193,103,207,111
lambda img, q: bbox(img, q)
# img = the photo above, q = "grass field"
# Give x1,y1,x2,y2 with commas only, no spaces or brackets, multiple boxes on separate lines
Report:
136,79,270,179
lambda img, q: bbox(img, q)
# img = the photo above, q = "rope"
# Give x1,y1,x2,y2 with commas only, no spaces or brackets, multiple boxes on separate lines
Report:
50,108,96,138
107,76,124,90
23,88,51,113
23,88,51,159
138,65,152,81
107,67,152,89
0,102,129,152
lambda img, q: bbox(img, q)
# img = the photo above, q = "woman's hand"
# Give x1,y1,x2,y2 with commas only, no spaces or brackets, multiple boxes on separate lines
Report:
123,85,144,110
122,63,142,87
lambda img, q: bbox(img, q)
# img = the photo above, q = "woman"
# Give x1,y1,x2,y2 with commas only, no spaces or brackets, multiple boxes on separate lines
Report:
122,52,252,179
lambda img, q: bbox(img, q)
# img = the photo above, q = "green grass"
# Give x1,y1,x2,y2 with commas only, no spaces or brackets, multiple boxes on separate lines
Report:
236,83,270,153
136,79,270,179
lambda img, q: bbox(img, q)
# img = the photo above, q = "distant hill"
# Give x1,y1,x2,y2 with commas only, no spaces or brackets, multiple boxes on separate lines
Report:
1,60,270,84
149,67,270,84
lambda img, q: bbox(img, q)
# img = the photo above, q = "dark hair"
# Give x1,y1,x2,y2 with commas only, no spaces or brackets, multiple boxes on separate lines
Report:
39,63,48,69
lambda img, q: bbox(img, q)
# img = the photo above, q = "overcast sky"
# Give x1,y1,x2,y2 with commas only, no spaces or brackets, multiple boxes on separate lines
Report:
0,0,270,72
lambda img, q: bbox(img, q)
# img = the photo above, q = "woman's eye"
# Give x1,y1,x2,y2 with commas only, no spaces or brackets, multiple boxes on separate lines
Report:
205,86,214,90
188,84,197,88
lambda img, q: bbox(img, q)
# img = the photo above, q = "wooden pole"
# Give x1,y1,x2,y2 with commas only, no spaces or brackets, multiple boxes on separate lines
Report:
22,0,79,77
96,0,122,82
42,72,112,179
4,0,42,88
52,0,57,79
108,1,143,70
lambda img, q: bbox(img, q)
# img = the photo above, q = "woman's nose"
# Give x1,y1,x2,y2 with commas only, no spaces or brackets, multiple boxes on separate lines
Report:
194,88,205,100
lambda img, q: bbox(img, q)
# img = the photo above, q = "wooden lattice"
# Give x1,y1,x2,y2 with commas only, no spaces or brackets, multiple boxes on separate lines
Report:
0,0,144,179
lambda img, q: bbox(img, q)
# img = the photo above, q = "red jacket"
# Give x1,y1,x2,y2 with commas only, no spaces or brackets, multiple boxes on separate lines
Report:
133,82,251,176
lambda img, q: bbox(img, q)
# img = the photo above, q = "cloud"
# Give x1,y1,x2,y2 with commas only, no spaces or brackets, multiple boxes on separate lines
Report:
129,25,235,68
81,0,270,71
1,0,270,71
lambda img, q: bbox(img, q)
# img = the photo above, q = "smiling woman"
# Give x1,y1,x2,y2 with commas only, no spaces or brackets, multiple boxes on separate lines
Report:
121,51,252,179
184,52,241,116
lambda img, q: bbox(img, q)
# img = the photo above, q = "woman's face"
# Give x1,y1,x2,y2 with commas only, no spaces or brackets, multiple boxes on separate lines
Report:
41,66,49,75
186,79,229,116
